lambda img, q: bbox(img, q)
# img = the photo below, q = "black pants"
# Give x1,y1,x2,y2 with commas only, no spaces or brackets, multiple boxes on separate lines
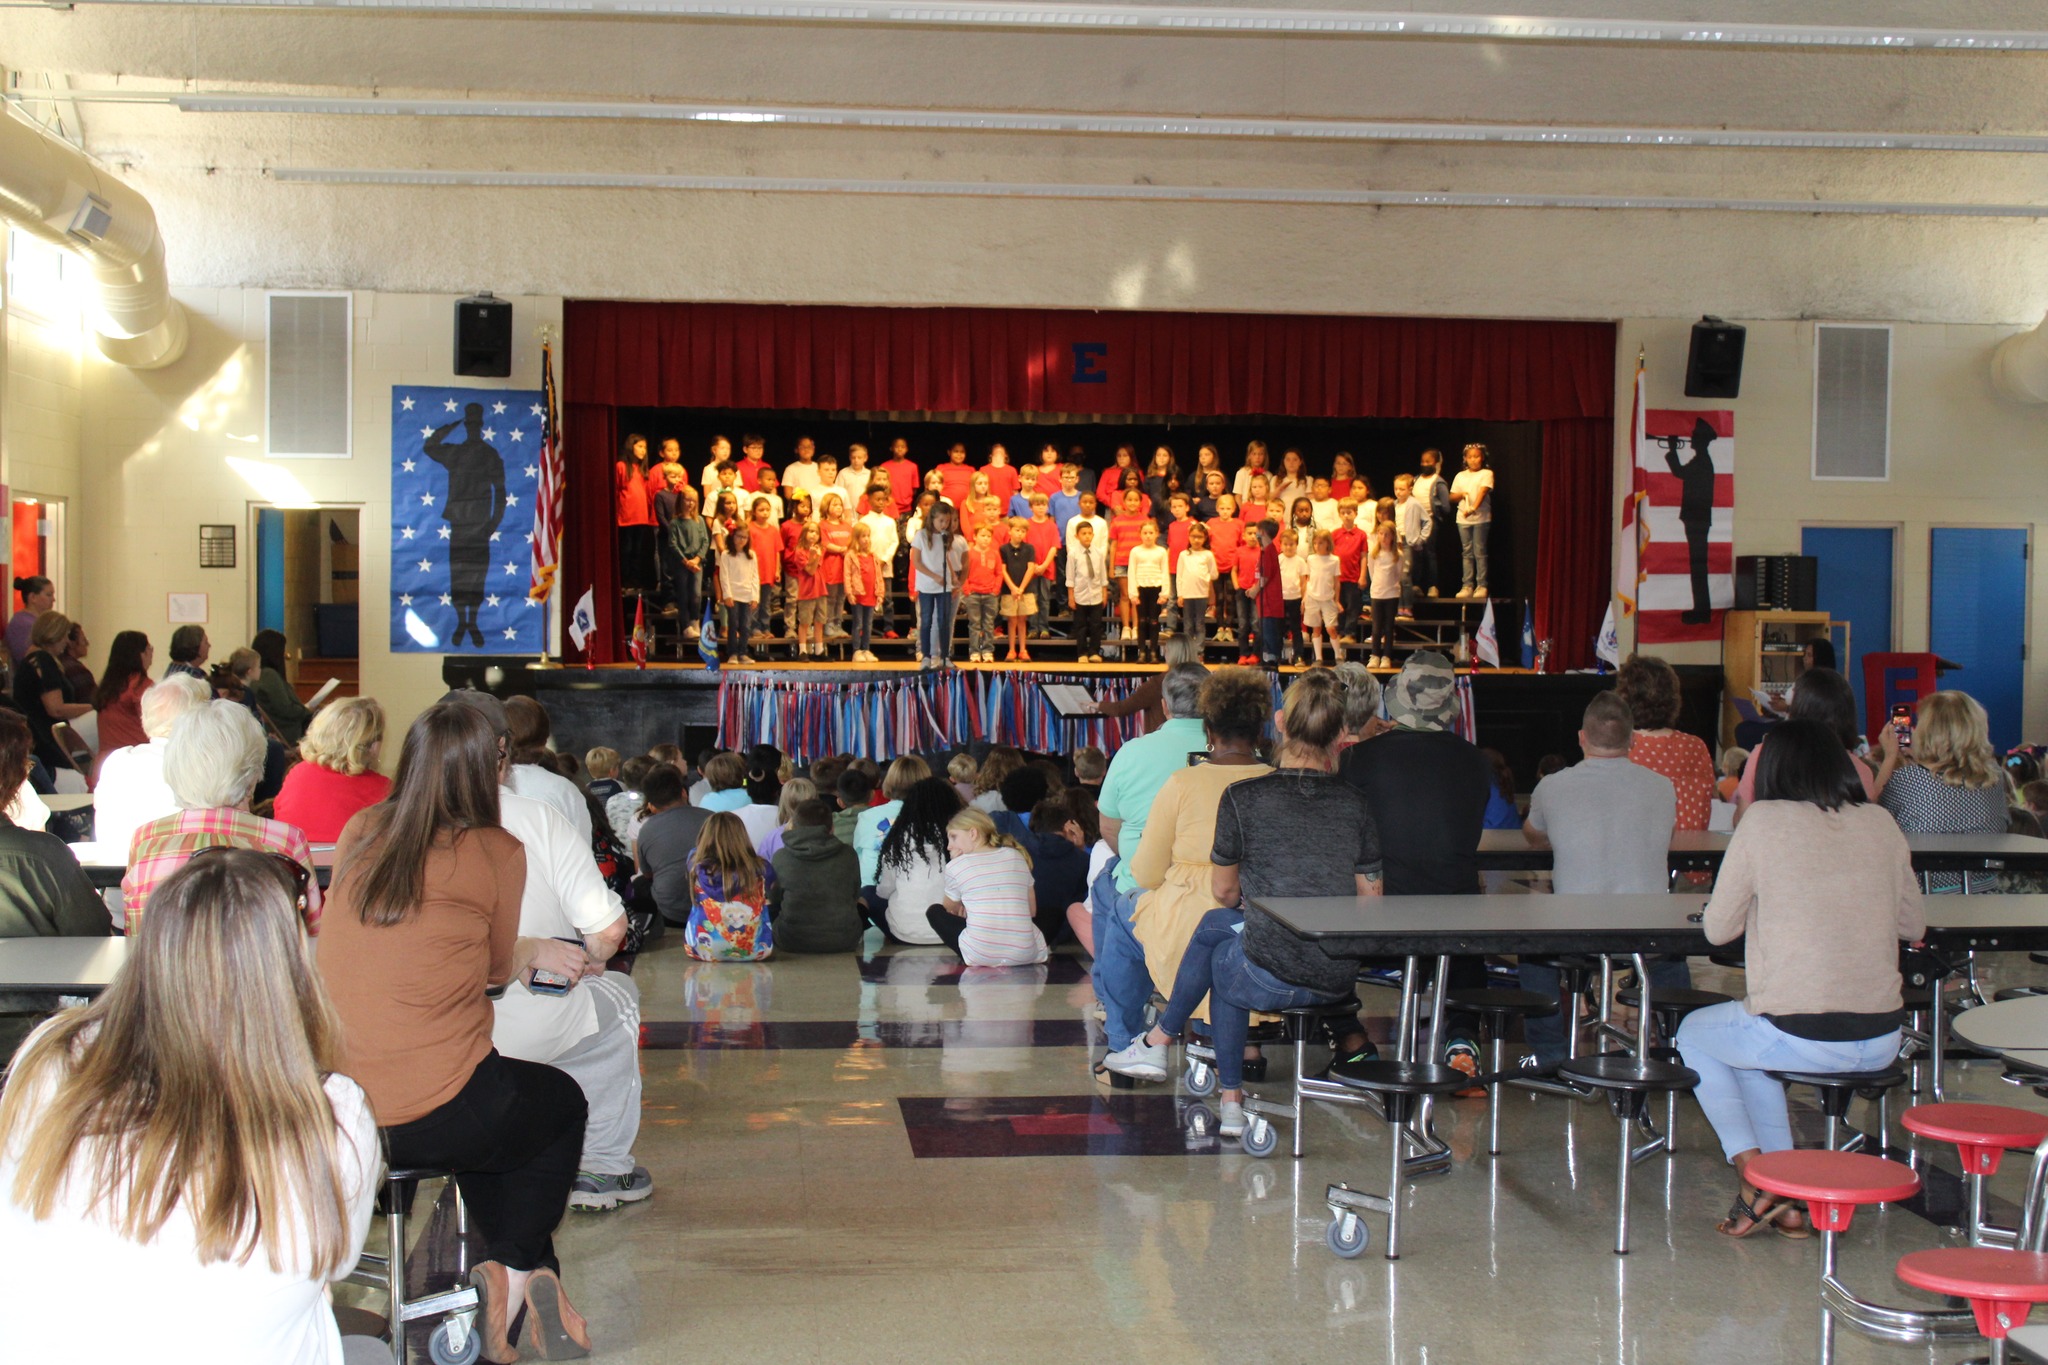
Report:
1283,600,1303,655
721,601,753,661
382,1051,587,1273
1075,602,1104,657
925,904,968,954
618,525,655,591
1340,581,1364,640
1368,597,1396,657
1136,586,1162,659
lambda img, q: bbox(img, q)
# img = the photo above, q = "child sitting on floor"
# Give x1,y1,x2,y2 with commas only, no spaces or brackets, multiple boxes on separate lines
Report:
931,807,1047,967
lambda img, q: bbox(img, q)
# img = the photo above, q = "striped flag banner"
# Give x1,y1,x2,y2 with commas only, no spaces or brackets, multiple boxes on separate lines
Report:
1635,407,1735,645
527,342,564,603
1617,354,1646,619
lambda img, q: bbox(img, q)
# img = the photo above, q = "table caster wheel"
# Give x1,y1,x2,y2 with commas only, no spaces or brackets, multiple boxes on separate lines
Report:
1185,1058,1217,1097
1327,1212,1370,1260
1242,1116,1278,1157
429,1315,482,1365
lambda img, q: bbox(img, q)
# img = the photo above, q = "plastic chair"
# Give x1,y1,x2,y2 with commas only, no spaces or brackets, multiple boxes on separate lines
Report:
1903,1104,2048,1246
343,1166,482,1365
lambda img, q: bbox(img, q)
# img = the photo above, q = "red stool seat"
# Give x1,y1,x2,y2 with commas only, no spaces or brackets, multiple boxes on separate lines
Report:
1903,1104,2048,1176
1897,1248,2048,1339
1747,1150,1921,1232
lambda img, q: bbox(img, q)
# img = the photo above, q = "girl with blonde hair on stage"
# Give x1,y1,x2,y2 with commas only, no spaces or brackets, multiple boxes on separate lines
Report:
818,491,854,641
1272,448,1312,512
1232,439,1271,504
845,523,883,663
1240,471,1272,532
911,502,967,670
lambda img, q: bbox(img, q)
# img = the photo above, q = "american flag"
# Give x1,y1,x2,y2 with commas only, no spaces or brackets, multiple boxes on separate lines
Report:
1617,353,1646,618
528,342,564,604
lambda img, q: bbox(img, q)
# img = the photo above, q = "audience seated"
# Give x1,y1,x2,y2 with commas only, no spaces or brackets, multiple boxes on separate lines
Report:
503,697,594,842
1091,662,1209,1076
92,673,209,857
769,798,864,953
1070,744,1106,798
12,611,92,778
0,850,389,1364
1110,671,1378,1136
697,750,750,814
1733,666,1876,820
1479,746,1522,830
317,699,590,1362
1517,693,1680,1067
163,623,210,682
609,754,656,848
680,811,776,960
871,777,962,945
1616,654,1715,831
637,765,706,926
1125,667,1272,1050
970,746,1025,812
929,806,1045,965
1021,794,1091,944
122,700,322,934
1675,719,1923,1239
832,765,874,847
855,755,928,892
273,697,390,843
89,629,153,776
1877,689,2010,841
584,746,624,803
993,765,1050,843
946,752,978,806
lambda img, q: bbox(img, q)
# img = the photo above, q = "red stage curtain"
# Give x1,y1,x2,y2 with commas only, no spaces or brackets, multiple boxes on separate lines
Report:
564,402,620,663
1535,417,1614,672
560,301,1616,663
564,302,1613,423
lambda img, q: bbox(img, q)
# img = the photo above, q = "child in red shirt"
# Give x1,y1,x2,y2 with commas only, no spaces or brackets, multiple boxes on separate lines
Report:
747,500,783,649
788,521,829,658
735,436,769,495
1097,445,1138,508
937,443,976,508
962,525,1003,662
1207,492,1246,647
879,438,919,517
1251,519,1286,667
1023,494,1062,639
980,444,1020,509
845,523,883,662
818,492,853,640
1107,488,1150,644
1032,443,1064,496
1331,499,1368,646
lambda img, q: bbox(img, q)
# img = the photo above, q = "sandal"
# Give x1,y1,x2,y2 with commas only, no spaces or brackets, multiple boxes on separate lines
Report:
1717,1189,1814,1240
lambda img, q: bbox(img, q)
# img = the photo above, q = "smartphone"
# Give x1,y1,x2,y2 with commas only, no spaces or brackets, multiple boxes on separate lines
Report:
1891,703,1915,754
529,969,575,996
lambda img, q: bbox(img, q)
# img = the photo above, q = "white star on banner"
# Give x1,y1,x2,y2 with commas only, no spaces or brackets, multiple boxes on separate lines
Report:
418,427,432,439
510,430,523,442
486,594,501,608
524,465,538,478
398,593,413,606
437,527,451,540
492,402,507,415
504,494,519,507
401,458,416,472
416,558,432,572
401,396,415,410
529,403,544,417
420,492,435,506
400,527,415,540
443,398,458,412
503,562,518,575
526,596,540,608
503,627,519,641
439,593,453,606
489,531,501,542
482,428,496,441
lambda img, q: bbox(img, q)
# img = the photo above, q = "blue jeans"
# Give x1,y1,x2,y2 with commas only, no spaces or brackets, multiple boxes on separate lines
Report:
1518,956,1691,1069
1259,616,1284,664
1158,909,1337,1090
1675,1001,1903,1163
1459,521,1489,592
918,591,956,661
1089,856,1153,1052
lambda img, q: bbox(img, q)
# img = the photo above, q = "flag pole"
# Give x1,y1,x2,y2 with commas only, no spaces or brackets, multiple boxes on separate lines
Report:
528,322,564,671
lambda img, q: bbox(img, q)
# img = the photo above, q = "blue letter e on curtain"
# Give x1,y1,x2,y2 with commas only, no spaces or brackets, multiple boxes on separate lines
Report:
1071,343,1108,384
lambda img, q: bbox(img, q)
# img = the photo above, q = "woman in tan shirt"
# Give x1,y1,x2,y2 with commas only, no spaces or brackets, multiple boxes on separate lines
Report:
1674,719,1924,1239
319,699,593,1362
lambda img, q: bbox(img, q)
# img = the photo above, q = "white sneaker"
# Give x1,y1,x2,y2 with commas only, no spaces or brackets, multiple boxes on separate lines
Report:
1218,1099,1247,1138
1100,1037,1168,1083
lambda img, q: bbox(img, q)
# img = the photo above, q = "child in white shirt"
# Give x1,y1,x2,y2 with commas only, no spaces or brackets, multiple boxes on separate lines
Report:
1367,511,1401,667
1174,522,1219,654
858,486,902,638
1125,521,1170,665
1393,473,1424,618
1066,520,1110,662
1302,531,1343,665
1277,538,1308,664
1309,476,1341,534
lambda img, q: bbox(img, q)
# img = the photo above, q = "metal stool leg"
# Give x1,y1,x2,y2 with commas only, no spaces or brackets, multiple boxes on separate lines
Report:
386,1178,409,1364
1292,1028,1309,1160
1488,1028,1505,1156
1385,1101,1406,1261
1819,1228,1838,1365
1614,1103,1633,1255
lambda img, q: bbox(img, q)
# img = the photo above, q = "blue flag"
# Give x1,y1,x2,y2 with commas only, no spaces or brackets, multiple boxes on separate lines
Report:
1521,610,1536,670
698,602,720,671
389,386,544,653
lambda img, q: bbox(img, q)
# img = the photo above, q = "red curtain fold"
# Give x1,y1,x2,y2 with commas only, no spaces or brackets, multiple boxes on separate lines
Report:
1534,417,1615,672
560,301,1617,663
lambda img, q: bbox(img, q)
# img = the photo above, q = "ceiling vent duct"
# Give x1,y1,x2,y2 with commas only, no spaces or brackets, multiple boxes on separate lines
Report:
1993,313,2048,405
0,110,187,369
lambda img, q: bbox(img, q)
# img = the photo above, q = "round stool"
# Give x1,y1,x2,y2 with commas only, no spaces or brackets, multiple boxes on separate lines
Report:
1998,986,2048,1002
1768,1066,1911,1153
1447,987,1557,1156
1748,1150,1923,1365
1324,1058,1471,1261
1896,1249,2048,1364
1205,995,1364,1161
1557,1053,1700,1254
1903,1103,2048,1244
1615,984,1734,1048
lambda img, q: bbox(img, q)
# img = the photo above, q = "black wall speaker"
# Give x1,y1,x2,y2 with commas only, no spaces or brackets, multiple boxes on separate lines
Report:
1684,315,1746,399
454,293,513,378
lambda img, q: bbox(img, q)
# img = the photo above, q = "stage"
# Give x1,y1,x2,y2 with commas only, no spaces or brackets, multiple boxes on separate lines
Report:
443,654,1723,789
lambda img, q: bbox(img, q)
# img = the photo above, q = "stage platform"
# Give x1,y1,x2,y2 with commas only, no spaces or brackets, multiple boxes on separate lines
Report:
443,654,1722,789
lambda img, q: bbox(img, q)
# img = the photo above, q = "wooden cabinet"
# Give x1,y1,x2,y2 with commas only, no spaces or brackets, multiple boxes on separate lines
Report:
1720,610,1847,747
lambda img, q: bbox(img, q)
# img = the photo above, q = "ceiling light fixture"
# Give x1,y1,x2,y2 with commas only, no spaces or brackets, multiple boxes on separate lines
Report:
26,90,2048,155
49,0,2048,50
269,166,2048,217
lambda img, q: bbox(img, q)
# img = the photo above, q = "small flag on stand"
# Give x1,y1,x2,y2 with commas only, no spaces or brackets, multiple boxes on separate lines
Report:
1595,602,1622,669
630,596,649,669
1520,610,1535,670
1473,601,1500,668
698,603,719,671
568,586,596,662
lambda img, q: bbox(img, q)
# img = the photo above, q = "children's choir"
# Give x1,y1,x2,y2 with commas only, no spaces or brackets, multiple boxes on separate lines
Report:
614,432,1501,667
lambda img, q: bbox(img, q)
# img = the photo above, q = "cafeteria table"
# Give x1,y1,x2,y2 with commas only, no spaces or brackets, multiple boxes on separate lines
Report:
73,841,337,890
0,937,129,995
1475,830,2048,883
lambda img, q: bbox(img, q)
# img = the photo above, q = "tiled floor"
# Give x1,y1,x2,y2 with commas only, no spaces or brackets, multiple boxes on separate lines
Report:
362,942,2048,1364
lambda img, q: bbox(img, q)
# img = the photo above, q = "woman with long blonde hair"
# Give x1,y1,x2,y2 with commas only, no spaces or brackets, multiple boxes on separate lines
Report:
1877,691,2010,890
0,849,385,1362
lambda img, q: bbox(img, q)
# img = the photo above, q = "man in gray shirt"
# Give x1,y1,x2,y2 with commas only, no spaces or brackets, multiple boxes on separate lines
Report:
1517,692,1680,1066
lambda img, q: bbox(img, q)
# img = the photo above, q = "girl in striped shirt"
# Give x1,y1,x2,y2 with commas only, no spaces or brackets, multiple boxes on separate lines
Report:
930,808,1046,967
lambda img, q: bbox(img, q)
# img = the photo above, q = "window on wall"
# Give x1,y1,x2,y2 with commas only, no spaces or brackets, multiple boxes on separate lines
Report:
1813,324,1892,481
4,230,82,329
267,292,353,459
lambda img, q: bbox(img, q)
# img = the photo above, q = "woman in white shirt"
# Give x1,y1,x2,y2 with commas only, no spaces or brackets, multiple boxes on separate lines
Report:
1449,442,1495,599
0,849,384,1365
873,777,962,944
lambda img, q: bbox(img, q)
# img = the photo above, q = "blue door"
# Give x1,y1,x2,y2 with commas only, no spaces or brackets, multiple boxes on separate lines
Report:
1803,526,1894,721
1929,527,2029,751
255,507,286,634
